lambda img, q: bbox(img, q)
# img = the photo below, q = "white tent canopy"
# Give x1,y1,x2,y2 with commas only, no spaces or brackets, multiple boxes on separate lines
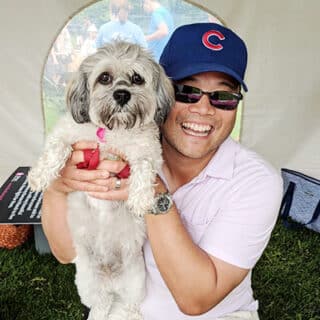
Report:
1,0,319,184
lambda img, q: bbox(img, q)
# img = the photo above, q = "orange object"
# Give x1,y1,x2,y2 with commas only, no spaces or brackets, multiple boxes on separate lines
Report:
0,224,32,249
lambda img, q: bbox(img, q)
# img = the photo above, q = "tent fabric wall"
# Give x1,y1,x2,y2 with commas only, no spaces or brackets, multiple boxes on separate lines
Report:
0,0,319,185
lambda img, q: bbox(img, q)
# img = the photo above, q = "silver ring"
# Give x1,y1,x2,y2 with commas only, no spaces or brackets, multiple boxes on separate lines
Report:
115,178,121,190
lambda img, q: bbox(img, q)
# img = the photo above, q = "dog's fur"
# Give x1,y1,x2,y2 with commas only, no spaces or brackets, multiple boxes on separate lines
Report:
28,41,174,319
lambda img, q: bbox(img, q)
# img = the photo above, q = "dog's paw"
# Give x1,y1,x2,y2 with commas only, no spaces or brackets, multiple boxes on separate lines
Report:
128,185,155,216
127,189,154,217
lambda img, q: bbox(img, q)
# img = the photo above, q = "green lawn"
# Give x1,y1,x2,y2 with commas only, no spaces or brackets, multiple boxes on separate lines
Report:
1,220,319,319
43,93,65,134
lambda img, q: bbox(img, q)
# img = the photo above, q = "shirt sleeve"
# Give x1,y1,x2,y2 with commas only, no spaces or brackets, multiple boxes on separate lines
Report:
153,11,165,28
199,172,283,269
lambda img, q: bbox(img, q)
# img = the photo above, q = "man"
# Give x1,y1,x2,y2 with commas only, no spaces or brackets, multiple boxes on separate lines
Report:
96,0,147,49
42,23,283,319
143,0,174,61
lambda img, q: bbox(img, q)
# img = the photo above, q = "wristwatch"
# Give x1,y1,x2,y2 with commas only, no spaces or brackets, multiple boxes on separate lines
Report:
150,192,173,215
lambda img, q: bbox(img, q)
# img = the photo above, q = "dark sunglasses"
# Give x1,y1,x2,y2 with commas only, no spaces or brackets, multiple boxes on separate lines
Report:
173,83,243,110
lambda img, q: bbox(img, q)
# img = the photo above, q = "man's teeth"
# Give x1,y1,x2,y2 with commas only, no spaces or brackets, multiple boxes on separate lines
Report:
182,122,212,136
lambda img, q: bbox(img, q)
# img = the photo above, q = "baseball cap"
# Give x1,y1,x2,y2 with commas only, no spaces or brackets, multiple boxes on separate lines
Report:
159,23,248,91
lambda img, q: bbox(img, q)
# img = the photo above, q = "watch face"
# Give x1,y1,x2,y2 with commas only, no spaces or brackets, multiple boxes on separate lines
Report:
152,193,172,214
158,195,171,212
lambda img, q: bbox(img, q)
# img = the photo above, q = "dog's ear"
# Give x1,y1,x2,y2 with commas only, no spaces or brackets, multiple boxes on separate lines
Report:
154,65,175,126
66,70,90,123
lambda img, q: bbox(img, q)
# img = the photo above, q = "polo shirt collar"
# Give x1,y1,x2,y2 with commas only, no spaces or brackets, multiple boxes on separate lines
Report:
196,137,238,181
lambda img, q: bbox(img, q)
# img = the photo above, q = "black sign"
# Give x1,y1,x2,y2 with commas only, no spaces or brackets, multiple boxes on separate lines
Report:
0,167,42,224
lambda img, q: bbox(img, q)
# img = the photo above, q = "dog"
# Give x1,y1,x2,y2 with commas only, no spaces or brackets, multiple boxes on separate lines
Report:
28,41,174,319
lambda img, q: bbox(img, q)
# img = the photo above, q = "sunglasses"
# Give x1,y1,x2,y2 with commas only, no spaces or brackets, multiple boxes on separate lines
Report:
173,83,243,110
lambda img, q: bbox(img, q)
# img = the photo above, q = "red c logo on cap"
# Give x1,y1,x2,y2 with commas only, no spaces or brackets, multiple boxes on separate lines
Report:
202,30,225,51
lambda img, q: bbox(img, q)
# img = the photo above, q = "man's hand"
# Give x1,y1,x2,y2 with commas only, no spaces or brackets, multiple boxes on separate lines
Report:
48,141,129,201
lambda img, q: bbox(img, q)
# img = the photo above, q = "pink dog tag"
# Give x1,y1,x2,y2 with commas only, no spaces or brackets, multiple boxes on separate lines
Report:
96,127,106,143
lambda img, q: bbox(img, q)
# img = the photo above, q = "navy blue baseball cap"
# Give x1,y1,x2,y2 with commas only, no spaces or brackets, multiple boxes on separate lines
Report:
160,23,248,91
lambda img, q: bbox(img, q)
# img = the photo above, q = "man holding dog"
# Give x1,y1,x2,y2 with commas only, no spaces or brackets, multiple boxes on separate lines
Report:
42,23,282,319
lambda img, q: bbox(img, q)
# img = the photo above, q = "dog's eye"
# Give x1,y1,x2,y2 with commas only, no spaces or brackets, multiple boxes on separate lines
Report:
131,73,145,85
98,72,113,85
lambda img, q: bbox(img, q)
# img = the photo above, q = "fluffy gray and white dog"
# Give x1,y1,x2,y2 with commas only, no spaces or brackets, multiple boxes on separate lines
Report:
28,41,174,320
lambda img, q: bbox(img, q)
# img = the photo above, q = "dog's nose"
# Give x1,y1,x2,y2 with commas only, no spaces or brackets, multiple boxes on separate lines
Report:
113,90,131,106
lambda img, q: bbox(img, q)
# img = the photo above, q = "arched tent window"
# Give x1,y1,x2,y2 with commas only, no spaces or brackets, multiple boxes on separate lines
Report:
42,0,242,140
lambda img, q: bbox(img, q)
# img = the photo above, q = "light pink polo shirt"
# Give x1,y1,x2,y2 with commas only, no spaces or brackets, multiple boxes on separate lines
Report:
141,137,283,319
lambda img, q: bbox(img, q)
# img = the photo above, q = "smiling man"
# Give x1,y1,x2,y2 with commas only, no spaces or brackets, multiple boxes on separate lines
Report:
139,23,283,319
162,72,240,162
41,23,283,319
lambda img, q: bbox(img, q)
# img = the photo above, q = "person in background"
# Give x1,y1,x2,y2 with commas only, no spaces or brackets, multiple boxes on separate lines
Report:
41,23,283,319
96,0,147,49
76,17,92,49
80,24,98,59
143,0,174,61
52,26,73,86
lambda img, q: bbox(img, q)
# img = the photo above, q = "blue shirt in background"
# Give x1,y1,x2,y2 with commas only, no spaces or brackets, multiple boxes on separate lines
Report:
96,20,147,49
148,6,174,61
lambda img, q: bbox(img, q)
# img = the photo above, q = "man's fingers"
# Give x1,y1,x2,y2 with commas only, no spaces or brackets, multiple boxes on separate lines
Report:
61,165,110,181
62,178,110,193
68,150,127,176
97,160,127,173
92,177,128,190
68,150,94,166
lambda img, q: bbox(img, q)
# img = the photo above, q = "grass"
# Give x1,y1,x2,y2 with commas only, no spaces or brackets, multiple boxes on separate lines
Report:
1,221,320,319
252,222,320,319
0,242,82,320
42,92,66,134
